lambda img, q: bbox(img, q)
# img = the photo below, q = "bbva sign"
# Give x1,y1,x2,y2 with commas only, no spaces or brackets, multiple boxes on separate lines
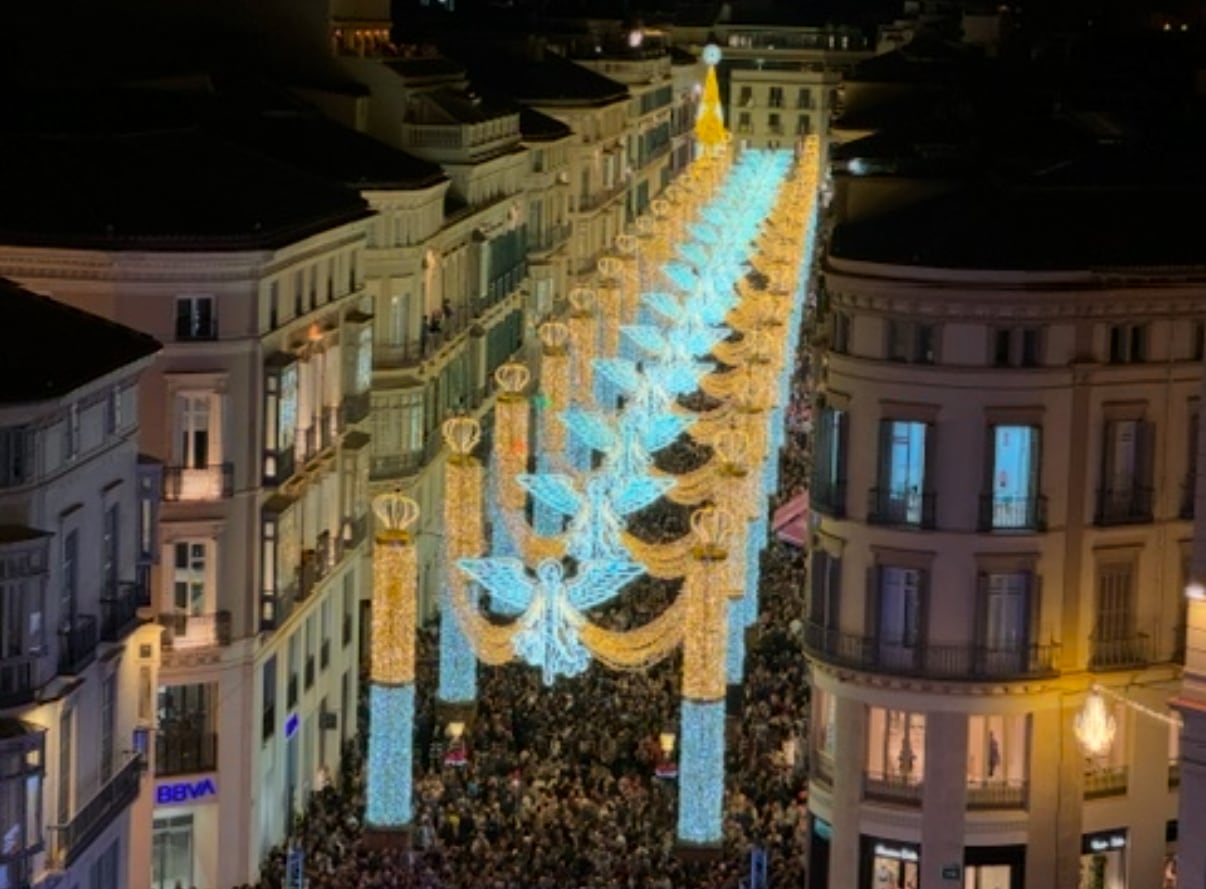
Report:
155,776,218,806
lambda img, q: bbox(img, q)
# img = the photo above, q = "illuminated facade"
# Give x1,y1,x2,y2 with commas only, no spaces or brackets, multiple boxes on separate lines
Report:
0,281,160,889
0,137,373,887
806,245,1198,889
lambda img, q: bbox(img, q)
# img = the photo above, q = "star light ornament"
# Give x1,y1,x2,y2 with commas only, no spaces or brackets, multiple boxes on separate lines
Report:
457,557,643,686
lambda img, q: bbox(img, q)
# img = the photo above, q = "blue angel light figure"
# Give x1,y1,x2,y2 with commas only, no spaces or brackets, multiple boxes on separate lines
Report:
456,557,643,685
520,473,673,563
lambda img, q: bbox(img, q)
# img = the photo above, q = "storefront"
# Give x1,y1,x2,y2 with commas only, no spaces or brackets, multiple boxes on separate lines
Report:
808,816,832,889
151,774,220,889
861,836,921,889
964,845,1026,889
1080,829,1127,889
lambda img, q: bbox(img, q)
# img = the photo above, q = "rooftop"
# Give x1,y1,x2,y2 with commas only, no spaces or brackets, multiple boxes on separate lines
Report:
454,48,629,107
519,106,573,142
0,128,371,251
0,279,161,404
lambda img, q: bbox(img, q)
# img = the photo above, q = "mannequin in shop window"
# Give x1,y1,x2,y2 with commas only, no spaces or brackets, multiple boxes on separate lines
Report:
988,731,1001,778
897,734,916,778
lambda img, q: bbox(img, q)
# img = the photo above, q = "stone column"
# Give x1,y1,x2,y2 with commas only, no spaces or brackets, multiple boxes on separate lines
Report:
921,711,967,889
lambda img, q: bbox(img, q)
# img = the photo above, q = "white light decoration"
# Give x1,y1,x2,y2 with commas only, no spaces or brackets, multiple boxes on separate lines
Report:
1075,687,1117,757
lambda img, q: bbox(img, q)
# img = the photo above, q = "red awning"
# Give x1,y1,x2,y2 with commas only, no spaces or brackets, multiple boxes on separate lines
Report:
772,492,809,548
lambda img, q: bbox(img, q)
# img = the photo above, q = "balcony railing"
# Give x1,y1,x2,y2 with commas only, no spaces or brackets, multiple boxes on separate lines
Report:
343,390,371,425
265,446,296,486
863,771,923,805
369,435,442,481
160,611,232,651
58,615,98,676
163,464,234,502
156,728,218,777
804,622,1058,680
1089,634,1152,670
529,223,572,254
1084,765,1128,799
1094,485,1154,525
978,494,1047,532
0,658,36,708
810,477,846,519
343,514,368,550
100,581,144,642
866,487,936,529
48,754,143,868
966,779,1028,810
373,341,424,369
576,180,628,213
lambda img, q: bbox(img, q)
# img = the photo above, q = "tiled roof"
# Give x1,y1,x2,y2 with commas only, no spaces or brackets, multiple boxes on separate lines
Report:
519,106,573,141
0,278,161,403
455,48,628,106
0,129,371,251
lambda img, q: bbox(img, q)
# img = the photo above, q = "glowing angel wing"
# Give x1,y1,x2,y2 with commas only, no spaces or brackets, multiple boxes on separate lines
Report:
621,325,669,357
685,326,730,358
648,360,710,397
518,474,583,518
688,223,721,245
642,291,686,325
678,241,710,268
560,407,617,453
639,413,695,453
456,558,534,611
566,559,644,611
593,358,643,396
610,475,675,516
662,261,698,292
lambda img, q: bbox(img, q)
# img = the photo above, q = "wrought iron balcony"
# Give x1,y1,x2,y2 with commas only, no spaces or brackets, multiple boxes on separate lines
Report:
1094,485,1154,526
156,727,218,777
863,771,922,806
866,487,936,529
373,341,424,370
47,754,143,868
58,615,98,676
100,581,145,642
160,611,232,651
809,477,846,519
343,514,368,550
803,622,1058,681
343,390,371,425
0,658,36,708
1089,634,1152,671
977,493,1047,532
966,779,1028,810
163,463,234,502
1084,765,1128,799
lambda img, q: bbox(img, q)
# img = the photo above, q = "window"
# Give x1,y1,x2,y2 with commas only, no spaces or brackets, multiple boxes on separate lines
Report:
967,714,1027,789
866,708,925,783
811,406,848,516
886,319,936,364
89,837,120,889
1108,323,1146,364
768,86,783,108
172,542,208,616
0,728,45,888
1097,419,1153,524
1193,321,1205,362
738,85,752,106
1184,409,1198,520
287,634,299,709
1092,561,1139,668
152,815,193,889
985,425,1041,529
102,505,119,597
768,113,781,134
100,673,115,783
294,270,304,317
796,87,811,109
342,574,354,648
264,358,299,482
268,281,279,330
305,614,316,690
174,297,216,341
262,657,277,742
875,566,925,669
0,427,33,487
320,599,331,670
737,112,751,133
808,549,841,632
874,419,931,526
979,572,1033,671
796,115,810,136
61,530,78,627
105,387,120,436
831,311,851,354
991,327,1041,367
58,706,73,823
175,394,212,470
65,404,80,460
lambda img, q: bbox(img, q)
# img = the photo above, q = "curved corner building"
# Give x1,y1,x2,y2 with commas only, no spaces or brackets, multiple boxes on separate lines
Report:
804,184,1201,889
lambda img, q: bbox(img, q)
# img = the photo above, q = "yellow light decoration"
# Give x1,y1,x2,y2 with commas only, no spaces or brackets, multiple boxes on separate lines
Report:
567,287,597,400
596,256,624,363
539,321,571,455
1074,688,1117,757
682,506,733,702
371,492,420,685
621,531,693,579
580,594,687,671
494,363,530,513
443,453,518,666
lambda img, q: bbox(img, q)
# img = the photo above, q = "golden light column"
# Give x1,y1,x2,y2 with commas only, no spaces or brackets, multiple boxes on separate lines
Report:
538,321,572,457
596,257,624,365
365,491,421,845
615,233,641,327
567,287,597,403
493,362,531,514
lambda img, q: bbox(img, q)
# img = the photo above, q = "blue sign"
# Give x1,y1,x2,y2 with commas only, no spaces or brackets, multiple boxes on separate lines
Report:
285,712,300,740
156,777,218,806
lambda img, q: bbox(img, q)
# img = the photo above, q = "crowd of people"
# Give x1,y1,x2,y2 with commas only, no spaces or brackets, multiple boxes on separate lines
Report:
251,346,814,889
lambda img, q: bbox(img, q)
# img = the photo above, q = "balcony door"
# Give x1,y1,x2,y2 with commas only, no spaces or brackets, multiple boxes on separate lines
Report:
981,572,1031,673
877,567,923,670
1103,419,1146,499
170,541,215,649
881,420,927,524
151,814,193,889
991,426,1039,528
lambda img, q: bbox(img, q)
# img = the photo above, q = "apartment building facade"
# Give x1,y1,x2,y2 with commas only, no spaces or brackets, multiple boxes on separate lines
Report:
806,204,1198,889
0,130,373,888
0,281,160,889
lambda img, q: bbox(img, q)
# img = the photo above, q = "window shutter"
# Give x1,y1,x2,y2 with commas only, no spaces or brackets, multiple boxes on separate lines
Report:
973,572,989,650
1029,573,1043,650
836,410,850,485
1137,420,1155,489
865,565,881,638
